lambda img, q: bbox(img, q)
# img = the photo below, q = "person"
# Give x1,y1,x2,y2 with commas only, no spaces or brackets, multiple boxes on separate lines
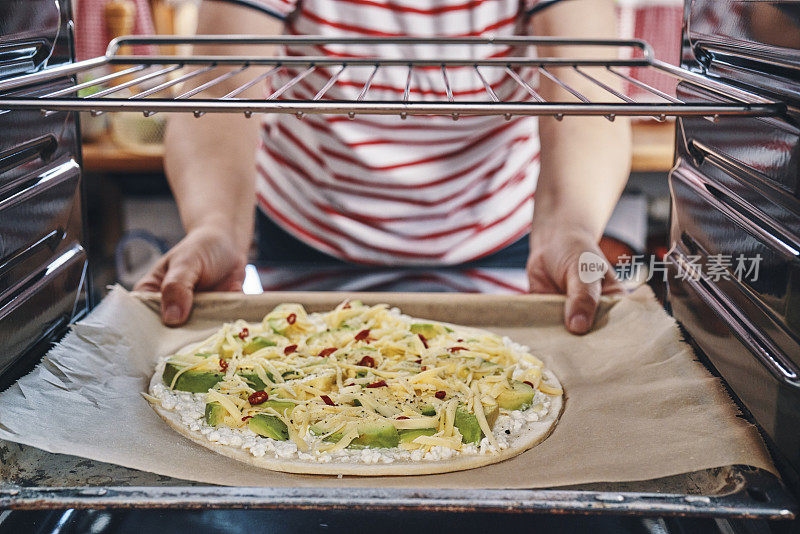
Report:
135,0,631,334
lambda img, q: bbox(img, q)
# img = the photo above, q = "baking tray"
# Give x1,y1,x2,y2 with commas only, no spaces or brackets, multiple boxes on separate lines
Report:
0,428,795,518
0,287,796,519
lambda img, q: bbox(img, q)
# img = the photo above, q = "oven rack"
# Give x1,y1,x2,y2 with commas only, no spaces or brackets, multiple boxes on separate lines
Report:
0,36,785,120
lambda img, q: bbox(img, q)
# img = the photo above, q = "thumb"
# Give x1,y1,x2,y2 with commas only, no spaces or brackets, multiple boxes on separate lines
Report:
159,257,201,326
564,264,602,335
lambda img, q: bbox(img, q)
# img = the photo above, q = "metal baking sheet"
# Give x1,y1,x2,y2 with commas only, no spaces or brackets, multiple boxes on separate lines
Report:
0,440,794,519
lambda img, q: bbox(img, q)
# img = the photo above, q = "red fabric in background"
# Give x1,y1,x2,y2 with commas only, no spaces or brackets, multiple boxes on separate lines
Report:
70,0,685,95
617,2,684,98
73,0,156,60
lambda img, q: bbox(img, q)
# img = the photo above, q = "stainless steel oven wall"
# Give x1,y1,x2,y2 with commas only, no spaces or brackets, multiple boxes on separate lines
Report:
668,0,800,490
0,0,89,383
0,0,73,78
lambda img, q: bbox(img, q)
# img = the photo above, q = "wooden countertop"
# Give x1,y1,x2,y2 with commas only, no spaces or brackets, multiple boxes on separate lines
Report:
81,136,165,174
81,120,676,174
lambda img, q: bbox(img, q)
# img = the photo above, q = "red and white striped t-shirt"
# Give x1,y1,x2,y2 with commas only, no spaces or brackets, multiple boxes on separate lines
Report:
255,0,542,265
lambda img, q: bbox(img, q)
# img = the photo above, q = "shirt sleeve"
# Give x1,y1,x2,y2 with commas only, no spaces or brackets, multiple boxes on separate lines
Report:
231,0,300,21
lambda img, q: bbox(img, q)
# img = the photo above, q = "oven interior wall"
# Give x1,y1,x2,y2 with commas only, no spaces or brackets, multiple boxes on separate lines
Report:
668,0,800,495
0,0,91,390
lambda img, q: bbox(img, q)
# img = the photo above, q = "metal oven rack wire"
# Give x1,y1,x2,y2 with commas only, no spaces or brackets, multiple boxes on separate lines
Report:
0,36,786,120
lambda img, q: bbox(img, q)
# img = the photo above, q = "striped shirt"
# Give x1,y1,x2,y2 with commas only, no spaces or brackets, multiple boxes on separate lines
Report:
255,0,543,265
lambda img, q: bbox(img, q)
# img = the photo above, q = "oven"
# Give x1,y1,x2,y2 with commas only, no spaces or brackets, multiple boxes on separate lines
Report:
666,0,800,502
0,0,91,392
0,0,798,532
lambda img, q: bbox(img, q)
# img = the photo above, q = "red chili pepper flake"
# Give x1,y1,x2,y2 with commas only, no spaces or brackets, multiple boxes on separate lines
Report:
219,359,228,372
320,395,335,406
354,329,371,342
242,415,253,422
448,346,468,353
284,344,298,355
341,299,351,309
457,338,464,342
366,380,387,388
248,391,268,405
357,355,376,368
415,359,422,364
238,328,249,340
286,313,297,325
421,366,427,371
317,347,337,358
523,381,535,389
418,334,428,349
396,416,409,420
435,390,446,400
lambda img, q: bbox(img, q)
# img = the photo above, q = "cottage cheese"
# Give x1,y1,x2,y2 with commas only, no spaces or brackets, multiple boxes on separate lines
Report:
150,380,552,464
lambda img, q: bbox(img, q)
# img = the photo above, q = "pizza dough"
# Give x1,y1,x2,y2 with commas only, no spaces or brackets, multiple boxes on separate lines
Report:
147,301,564,476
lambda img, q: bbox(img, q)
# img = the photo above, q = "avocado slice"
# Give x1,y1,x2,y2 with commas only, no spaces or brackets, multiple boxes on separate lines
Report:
411,404,495,444
248,414,289,441
496,380,536,411
163,362,273,393
484,404,500,428
260,399,296,417
162,363,223,393
204,402,226,426
399,428,437,444
473,359,501,377
420,405,436,416
351,421,400,448
410,323,447,339
305,330,333,345
312,420,400,449
268,317,290,336
243,336,277,355
240,372,272,390
454,408,483,444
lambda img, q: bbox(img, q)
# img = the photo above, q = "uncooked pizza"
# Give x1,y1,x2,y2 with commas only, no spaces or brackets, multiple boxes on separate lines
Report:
147,300,564,475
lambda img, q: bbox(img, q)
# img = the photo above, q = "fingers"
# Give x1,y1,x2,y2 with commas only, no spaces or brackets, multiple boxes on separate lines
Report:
133,258,167,292
214,260,247,292
528,271,560,294
159,257,202,326
601,267,626,296
526,254,559,294
564,266,602,335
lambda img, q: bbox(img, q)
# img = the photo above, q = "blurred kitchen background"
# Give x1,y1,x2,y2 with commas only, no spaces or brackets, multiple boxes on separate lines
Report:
72,0,683,298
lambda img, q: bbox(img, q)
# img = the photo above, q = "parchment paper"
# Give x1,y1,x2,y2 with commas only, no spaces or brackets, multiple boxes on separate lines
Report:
0,286,775,488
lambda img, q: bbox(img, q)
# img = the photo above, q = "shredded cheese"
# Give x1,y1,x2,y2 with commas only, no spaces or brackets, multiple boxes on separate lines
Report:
160,300,561,456
539,383,563,396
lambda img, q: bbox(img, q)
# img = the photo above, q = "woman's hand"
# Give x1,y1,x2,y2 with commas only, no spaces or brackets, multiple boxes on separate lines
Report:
527,226,624,335
134,225,248,326
527,0,632,334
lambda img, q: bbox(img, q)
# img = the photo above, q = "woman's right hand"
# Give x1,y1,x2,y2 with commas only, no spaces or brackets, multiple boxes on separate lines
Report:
133,225,248,326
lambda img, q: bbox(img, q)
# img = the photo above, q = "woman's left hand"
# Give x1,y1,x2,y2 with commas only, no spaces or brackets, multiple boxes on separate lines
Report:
527,226,624,334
